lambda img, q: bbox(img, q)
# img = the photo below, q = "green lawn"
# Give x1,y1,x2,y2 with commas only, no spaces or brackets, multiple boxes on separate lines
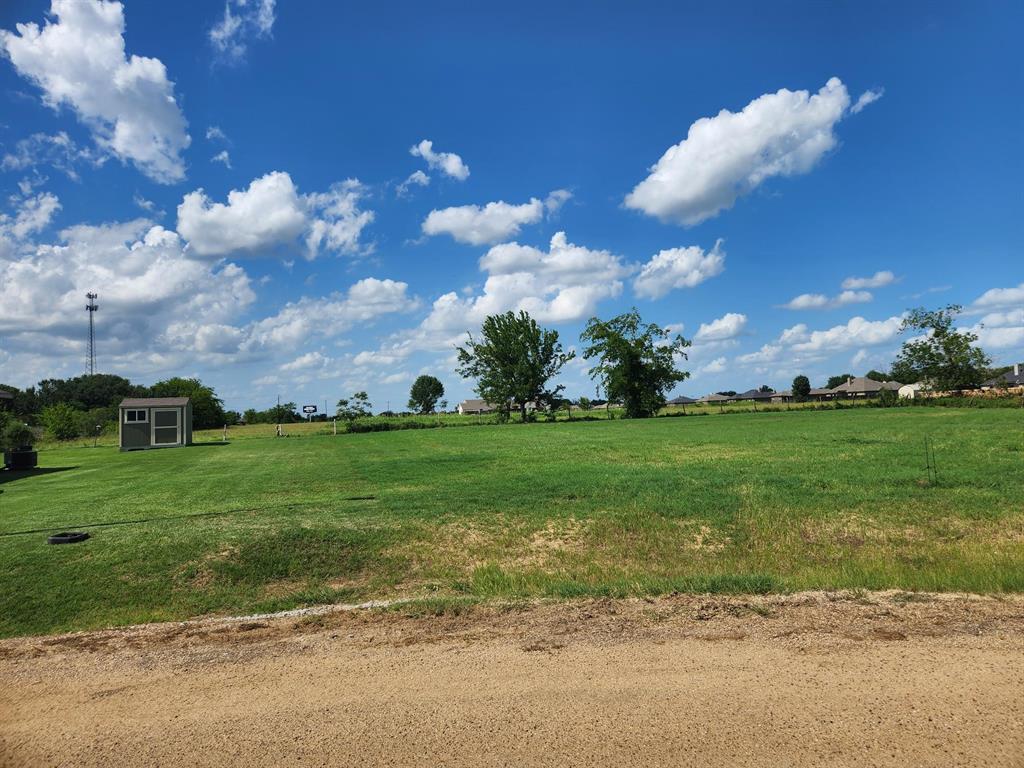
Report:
1,407,1022,637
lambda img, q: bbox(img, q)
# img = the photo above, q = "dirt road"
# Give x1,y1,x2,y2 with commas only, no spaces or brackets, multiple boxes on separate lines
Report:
2,592,1023,767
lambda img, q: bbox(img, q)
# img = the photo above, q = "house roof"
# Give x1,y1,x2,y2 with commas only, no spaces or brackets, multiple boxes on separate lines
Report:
458,399,494,410
667,395,697,405
698,393,730,402
119,397,190,407
831,377,902,393
0,390,12,400
982,368,1024,387
733,388,774,400
809,388,834,396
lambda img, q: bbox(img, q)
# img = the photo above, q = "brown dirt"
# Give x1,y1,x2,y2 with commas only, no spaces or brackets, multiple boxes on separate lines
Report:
2,591,1024,767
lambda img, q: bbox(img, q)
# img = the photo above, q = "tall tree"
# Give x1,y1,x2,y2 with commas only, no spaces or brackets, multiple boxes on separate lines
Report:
792,375,811,402
456,311,574,422
408,375,445,414
580,309,691,418
865,369,890,382
890,305,990,391
149,377,226,429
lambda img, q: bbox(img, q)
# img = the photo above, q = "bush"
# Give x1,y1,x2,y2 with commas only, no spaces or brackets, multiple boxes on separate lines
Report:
41,403,79,441
1,420,35,450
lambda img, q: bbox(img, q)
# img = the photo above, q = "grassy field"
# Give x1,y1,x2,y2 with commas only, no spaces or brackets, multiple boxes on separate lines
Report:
1,407,1022,637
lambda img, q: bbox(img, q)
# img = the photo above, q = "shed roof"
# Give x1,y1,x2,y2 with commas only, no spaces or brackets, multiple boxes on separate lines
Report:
119,397,191,407
0,390,13,400
733,388,774,400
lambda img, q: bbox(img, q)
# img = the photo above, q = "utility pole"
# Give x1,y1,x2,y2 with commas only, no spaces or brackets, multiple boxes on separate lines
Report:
85,292,98,375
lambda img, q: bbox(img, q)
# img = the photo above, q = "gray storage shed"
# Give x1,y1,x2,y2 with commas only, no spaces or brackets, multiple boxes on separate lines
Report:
118,397,193,451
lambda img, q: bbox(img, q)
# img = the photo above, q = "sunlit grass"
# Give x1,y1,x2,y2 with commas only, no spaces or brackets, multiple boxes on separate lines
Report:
1,407,1021,637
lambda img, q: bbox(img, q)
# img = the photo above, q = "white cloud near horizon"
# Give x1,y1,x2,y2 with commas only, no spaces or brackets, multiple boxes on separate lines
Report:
624,77,878,226
633,240,725,300
1,0,191,183
410,139,469,181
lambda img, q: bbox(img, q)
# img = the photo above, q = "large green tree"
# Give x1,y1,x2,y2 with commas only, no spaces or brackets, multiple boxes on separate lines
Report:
792,375,811,402
890,305,990,392
408,375,445,414
456,311,574,422
580,309,691,419
149,377,226,429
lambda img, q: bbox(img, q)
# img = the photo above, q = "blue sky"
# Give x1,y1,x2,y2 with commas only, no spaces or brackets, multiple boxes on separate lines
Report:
0,0,1021,412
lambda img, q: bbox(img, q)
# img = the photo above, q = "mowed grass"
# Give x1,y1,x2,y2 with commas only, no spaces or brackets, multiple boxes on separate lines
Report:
1,408,1021,637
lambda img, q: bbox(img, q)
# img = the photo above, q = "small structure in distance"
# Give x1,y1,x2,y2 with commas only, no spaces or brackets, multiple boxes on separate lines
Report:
118,397,193,451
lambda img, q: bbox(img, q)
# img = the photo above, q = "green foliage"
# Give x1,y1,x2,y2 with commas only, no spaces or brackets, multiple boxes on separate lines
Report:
40,403,79,441
866,369,891,382
456,310,574,421
34,374,144,412
792,375,811,402
826,374,853,390
891,305,991,391
876,389,900,408
581,308,691,418
149,377,226,429
408,375,444,414
337,391,372,421
1,419,35,450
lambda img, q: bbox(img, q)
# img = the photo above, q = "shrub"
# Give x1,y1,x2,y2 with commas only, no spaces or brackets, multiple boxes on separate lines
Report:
41,403,79,441
1,420,35,450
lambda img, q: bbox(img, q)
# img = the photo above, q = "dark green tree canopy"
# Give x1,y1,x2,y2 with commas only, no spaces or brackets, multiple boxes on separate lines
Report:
865,369,891,382
456,311,574,422
149,377,226,429
408,375,445,414
792,375,811,401
581,308,691,419
890,305,990,392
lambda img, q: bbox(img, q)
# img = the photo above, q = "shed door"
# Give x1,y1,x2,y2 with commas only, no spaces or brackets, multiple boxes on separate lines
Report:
152,409,181,446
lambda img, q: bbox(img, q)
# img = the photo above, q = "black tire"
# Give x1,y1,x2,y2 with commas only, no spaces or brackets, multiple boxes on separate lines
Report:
47,532,90,545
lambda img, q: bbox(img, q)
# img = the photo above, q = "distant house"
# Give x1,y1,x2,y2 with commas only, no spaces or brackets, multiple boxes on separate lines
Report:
809,387,836,401
667,395,697,406
0,390,12,409
732,389,774,402
457,399,496,415
697,393,730,404
769,390,792,403
118,397,193,451
830,376,902,398
982,363,1023,389
898,382,925,399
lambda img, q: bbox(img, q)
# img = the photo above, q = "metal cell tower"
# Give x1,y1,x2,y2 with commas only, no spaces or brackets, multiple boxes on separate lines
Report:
86,292,98,376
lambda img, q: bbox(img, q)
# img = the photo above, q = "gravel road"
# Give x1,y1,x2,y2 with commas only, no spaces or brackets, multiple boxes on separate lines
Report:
2,591,1022,767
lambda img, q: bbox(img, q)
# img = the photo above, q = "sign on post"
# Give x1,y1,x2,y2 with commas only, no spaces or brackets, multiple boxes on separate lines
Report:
302,405,317,422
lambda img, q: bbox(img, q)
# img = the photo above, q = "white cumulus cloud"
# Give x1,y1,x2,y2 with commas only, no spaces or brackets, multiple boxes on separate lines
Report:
694,312,747,342
1,0,190,183
783,289,872,310
176,171,374,259
624,77,857,226
410,139,469,181
633,240,725,300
